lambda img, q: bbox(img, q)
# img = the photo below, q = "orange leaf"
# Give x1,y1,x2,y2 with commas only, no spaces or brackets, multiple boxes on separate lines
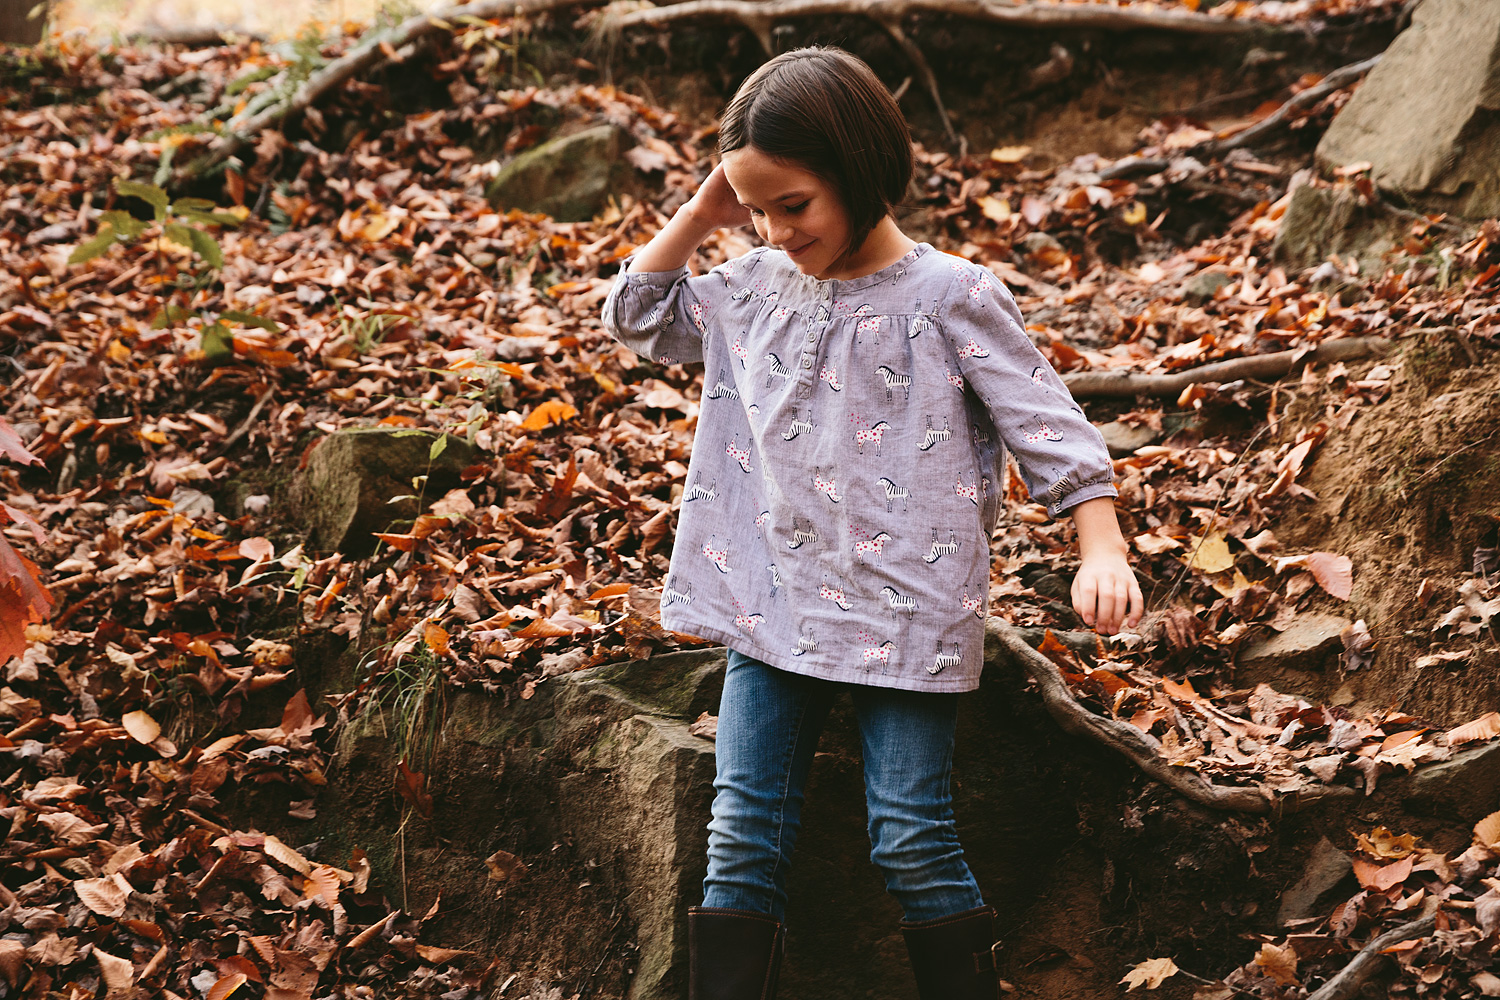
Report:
512,618,575,639
302,864,342,906
313,577,346,619
423,623,451,657
372,532,419,552
1352,855,1413,892
1446,711,1500,745
588,583,632,600
415,945,474,964
206,973,248,1000
520,400,579,432
1475,810,1500,850
395,759,434,817
0,417,42,467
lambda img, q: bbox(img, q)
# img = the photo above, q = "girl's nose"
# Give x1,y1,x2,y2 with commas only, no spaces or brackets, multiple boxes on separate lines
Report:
766,219,796,247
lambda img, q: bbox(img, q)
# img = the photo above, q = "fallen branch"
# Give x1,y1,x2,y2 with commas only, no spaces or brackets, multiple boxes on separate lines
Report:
1305,915,1437,1000
984,618,1357,814
1201,55,1381,156
603,0,1272,37
175,0,587,184
600,0,1274,147
1061,336,1393,399
1098,55,1382,181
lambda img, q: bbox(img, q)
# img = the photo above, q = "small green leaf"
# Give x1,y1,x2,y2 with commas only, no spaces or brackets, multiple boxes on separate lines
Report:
170,197,217,214
115,178,169,221
68,225,117,265
150,302,192,329
187,228,224,270
221,310,279,332
163,222,195,250
178,209,243,228
200,322,235,365
429,435,448,461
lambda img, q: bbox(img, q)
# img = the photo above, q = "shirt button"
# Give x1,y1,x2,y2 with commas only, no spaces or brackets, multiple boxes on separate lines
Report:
806,331,817,343
801,354,814,369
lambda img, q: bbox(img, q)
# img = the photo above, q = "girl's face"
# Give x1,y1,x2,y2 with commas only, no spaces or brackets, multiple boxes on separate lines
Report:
721,146,854,281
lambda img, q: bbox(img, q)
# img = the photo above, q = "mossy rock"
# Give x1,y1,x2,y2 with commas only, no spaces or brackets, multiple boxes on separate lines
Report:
290,426,479,555
485,124,644,222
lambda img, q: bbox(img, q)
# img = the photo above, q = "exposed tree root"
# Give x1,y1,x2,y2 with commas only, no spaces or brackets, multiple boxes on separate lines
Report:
1100,54,1383,181
597,0,1280,147
1061,336,1393,400
985,618,1358,815
176,0,584,184
1305,915,1437,1000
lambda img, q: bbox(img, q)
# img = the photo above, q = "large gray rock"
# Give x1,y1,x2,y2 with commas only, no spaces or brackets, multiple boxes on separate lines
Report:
1271,183,1407,272
1276,836,1352,926
290,426,478,554
1316,0,1500,220
1404,740,1500,821
486,125,642,222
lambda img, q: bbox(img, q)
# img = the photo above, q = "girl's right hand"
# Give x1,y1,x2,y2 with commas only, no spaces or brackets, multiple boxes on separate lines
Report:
685,162,752,232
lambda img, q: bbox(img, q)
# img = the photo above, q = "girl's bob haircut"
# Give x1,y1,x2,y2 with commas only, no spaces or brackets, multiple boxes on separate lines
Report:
718,46,914,263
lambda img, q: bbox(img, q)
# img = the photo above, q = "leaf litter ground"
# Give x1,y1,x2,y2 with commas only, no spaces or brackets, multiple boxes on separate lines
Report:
2,11,1500,999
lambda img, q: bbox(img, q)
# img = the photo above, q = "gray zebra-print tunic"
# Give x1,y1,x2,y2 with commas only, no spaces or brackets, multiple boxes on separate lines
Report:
602,242,1116,692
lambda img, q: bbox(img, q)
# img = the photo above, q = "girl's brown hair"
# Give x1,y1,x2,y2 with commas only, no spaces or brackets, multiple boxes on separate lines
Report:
718,47,913,262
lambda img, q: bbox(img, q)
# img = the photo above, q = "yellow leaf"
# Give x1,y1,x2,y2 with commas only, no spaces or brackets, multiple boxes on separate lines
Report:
989,145,1031,163
1119,957,1179,990
1122,200,1148,226
1356,826,1418,859
977,196,1011,223
423,622,451,657
108,340,132,363
520,400,578,432
357,213,402,242
1254,943,1298,986
122,710,160,745
1186,532,1235,574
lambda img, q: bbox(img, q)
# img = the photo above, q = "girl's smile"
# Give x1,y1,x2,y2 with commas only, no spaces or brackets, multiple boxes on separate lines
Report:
721,146,912,281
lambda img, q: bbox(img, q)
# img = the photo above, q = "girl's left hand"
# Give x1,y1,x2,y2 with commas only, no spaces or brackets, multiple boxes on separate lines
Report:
1071,552,1143,636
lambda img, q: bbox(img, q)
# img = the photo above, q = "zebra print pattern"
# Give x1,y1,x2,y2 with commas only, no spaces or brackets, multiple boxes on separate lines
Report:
918,416,953,451
875,365,912,401
877,477,910,512
764,352,793,388
683,477,717,503
881,586,919,619
924,530,959,564
930,642,962,675
705,368,739,400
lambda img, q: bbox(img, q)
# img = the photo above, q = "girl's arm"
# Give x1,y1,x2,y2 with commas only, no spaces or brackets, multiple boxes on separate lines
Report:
628,163,749,273
1069,496,1143,636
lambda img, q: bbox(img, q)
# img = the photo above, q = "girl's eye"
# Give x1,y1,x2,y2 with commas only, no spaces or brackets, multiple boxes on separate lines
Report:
786,201,809,213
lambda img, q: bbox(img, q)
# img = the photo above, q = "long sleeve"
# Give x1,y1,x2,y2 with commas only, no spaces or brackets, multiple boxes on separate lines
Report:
937,260,1117,518
601,254,737,366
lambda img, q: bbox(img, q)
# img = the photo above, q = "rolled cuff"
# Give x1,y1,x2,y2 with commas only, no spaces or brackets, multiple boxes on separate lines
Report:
1048,476,1119,519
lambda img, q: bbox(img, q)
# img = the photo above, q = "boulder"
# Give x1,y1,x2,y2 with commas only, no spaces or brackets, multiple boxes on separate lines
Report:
1271,183,1408,273
1404,740,1500,821
1316,0,1500,220
486,124,642,222
1181,269,1235,305
290,426,478,554
1276,836,1353,926
1235,613,1352,698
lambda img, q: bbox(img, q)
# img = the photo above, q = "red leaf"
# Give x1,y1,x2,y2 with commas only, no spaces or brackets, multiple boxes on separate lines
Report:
0,537,53,666
0,417,41,467
395,760,434,817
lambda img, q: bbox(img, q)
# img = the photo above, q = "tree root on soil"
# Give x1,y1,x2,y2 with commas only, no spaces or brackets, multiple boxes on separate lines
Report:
176,0,584,184
1061,336,1393,399
1098,55,1383,181
1305,915,1437,1000
600,0,1277,148
985,618,1358,815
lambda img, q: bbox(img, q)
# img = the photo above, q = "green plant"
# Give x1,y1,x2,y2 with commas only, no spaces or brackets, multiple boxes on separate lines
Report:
70,177,280,365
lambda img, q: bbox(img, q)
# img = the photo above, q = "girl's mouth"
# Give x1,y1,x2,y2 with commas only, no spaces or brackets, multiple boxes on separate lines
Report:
787,241,814,259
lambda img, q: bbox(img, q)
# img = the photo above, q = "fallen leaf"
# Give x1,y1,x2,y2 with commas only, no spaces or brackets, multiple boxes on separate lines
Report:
1187,532,1234,574
94,948,135,988
1447,711,1500,745
520,400,578,431
1475,810,1500,851
74,873,131,917
1275,552,1353,600
414,944,474,963
122,709,160,744
1254,942,1298,986
206,972,248,1000
1120,957,1179,990
1352,855,1413,892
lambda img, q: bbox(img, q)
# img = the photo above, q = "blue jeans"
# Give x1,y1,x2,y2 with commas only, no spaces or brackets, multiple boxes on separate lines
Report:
702,650,986,923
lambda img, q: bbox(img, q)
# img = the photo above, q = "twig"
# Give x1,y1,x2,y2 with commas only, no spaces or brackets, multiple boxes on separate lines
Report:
1305,915,1436,1000
1061,337,1392,399
984,618,1357,814
205,387,274,460
1199,55,1382,156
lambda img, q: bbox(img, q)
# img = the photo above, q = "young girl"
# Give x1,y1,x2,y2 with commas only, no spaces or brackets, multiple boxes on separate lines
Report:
602,46,1142,1000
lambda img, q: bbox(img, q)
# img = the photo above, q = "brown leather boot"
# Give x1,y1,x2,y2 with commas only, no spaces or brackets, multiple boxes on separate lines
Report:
900,905,1000,1000
688,906,785,1000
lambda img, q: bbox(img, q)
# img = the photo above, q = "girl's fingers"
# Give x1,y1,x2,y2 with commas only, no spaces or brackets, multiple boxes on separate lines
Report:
1075,576,1097,626
1097,585,1119,635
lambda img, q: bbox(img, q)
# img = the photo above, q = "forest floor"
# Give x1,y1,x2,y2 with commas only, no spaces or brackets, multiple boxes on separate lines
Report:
3,1,1500,998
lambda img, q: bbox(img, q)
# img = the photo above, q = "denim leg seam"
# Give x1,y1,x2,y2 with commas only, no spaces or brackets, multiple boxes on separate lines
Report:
765,695,811,903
